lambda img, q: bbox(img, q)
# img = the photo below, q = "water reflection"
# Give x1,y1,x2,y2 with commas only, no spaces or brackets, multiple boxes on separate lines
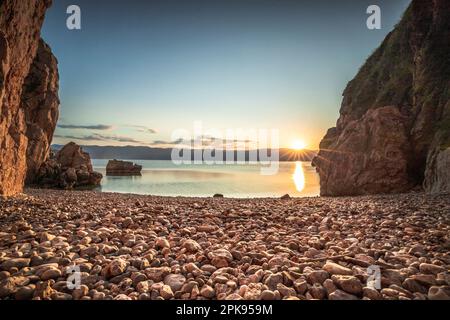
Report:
92,160,319,198
293,161,305,192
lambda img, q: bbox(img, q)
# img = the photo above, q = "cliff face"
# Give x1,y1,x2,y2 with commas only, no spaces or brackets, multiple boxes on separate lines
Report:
0,0,57,196
23,39,60,184
313,0,450,196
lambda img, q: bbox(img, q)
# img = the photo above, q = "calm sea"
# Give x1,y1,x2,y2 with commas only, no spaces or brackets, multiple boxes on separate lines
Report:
92,160,320,198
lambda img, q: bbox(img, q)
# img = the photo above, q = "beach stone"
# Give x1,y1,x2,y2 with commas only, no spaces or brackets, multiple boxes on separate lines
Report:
419,263,446,275
200,264,217,273
164,274,186,292
146,267,171,282
80,245,98,257
15,285,36,300
160,285,174,299
200,285,215,299
41,268,62,280
92,291,106,300
0,271,10,281
197,225,216,233
72,285,89,300
40,232,56,242
412,274,437,286
208,249,233,268
307,270,329,284
0,278,16,298
136,280,152,294
331,275,363,295
323,262,353,275
408,245,427,256
265,273,283,290
308,283,327,299
52,292,73,300
402,278,428,294
103,259,127,278
363,286,382,300
155,237,170,249
323,278,337,295
328,289,359,300
182,239,201,252
34,281,56,299
277,283,296,297
383,269,405,286
1,258,30,270
225,293,243,300
428,286,450,300
260,290,276,300
293,279,308,295
184,263,202,274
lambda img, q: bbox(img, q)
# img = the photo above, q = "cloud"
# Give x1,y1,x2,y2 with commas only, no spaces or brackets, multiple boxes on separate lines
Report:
140,128,158,134
148,136,255,148
126,125,158,134
54,133,145,144
54,134,100,141
149,138,184,146
58,124,113,130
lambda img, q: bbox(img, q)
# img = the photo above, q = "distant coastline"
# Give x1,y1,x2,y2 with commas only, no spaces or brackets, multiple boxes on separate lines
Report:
51,144,317,162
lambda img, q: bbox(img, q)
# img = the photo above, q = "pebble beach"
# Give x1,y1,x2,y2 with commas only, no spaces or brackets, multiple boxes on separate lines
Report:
0,189,449,300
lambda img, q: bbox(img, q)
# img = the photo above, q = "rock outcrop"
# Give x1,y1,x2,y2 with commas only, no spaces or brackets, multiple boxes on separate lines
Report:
106,160,142,176
35,142,103,189
24,39,60,184
0,0,55,196
313,0,450,196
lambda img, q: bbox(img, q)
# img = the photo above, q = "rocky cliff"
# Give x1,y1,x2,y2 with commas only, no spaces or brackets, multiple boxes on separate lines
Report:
24,39,60,184
0,0,56,196
313,0,450,196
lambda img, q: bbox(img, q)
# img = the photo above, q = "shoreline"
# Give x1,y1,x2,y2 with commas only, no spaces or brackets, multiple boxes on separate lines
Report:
1,189,449,300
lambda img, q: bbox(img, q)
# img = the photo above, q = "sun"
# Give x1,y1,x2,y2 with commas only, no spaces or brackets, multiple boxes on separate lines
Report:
291,139,307,151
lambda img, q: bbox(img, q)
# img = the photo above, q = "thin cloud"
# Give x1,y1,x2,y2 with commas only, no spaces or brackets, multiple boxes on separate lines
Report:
54,134,100,141
126,125,158,134
58,124,113,130
54,133,145,144
140,128,158,134
150,138,184,146
148,137,255,148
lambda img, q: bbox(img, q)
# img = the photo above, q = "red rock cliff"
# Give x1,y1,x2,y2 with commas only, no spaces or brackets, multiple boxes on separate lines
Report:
313,0,450,196
23,39,60,184
0,0,57,196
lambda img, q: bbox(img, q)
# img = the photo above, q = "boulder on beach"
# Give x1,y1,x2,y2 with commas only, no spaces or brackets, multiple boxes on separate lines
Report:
34,142,102,189
106,160,142,176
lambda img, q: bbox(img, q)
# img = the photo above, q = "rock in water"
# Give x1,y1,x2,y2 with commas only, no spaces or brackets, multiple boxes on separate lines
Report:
0,0,54,196
106,159,142,176
36,142,103,189
313,0,450,196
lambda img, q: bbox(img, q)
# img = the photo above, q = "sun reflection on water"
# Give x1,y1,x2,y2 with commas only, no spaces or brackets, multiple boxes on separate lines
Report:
293,161,305,192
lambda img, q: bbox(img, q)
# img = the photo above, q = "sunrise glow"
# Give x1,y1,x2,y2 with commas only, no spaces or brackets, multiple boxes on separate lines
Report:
291,140,308,151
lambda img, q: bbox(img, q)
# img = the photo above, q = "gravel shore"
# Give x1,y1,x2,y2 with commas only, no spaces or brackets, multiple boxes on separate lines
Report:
0,189,449,300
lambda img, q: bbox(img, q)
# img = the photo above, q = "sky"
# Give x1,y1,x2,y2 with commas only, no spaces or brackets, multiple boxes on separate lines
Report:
42,0,411,149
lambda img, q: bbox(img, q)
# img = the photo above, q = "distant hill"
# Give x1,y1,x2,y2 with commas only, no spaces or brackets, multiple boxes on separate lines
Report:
51,145,317,162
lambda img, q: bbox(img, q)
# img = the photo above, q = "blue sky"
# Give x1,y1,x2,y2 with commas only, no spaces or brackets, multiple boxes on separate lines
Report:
42,0,411,149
